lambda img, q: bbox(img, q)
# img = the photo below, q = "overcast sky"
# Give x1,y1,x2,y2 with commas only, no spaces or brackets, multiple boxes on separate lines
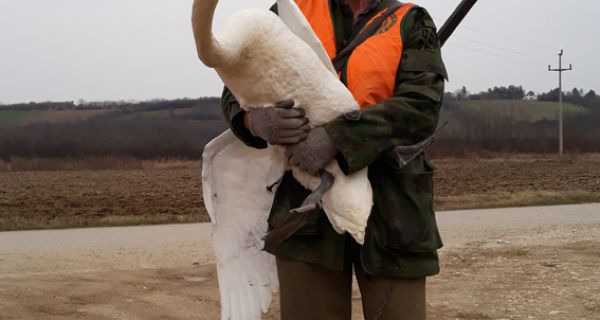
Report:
0,0,598,104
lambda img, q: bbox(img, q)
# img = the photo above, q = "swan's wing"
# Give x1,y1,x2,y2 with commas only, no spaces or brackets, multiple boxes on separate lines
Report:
276,0,337,76
202,130,283,320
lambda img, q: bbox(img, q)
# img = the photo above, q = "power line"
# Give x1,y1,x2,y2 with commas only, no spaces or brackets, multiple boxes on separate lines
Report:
429,12,599,90
460,26,561,51
434,11,559,50
446,43,543,66
449,41,598,91
452,35,547,60
429,12,560,52
442,24,598,87
451,32,599,88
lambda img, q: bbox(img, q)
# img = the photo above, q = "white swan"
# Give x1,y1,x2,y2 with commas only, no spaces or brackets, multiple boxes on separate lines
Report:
193,0,373,245
194,0,373,319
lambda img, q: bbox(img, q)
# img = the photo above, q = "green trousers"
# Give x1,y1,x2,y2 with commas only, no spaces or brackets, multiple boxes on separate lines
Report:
276,238,426,320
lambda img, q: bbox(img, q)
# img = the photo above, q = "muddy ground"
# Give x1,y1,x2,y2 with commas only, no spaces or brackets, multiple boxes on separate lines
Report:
1,205,599,320
1,155,599,231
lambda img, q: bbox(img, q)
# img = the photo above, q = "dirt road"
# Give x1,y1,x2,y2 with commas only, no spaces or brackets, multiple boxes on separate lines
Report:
1,204,599,319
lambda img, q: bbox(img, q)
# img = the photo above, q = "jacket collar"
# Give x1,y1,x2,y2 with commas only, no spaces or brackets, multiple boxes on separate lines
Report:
338,0,382,23
339,0,382,16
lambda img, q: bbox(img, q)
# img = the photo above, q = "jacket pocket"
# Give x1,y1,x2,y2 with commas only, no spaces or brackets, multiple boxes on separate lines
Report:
267,172,320,236
371,155,442,252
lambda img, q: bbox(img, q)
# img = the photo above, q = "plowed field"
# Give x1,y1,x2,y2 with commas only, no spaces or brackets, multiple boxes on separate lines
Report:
1,155,599,231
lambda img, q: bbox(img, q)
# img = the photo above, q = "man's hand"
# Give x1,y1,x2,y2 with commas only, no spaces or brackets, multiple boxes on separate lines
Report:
245,100,310,145
288,127,337,176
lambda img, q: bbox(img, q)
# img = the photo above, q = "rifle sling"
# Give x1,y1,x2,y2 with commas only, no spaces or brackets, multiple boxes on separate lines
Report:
332,2,406,73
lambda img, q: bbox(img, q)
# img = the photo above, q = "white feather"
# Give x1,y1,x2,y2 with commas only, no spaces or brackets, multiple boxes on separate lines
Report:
276,0,337,76
203,131,281,320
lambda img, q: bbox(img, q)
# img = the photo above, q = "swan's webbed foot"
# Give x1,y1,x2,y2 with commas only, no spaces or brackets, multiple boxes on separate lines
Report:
394,136,435,168
394,123,446,168
262,171,335,251
289,170,334,214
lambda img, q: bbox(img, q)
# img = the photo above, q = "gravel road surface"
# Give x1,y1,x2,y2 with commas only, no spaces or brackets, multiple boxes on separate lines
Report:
1,204,599,319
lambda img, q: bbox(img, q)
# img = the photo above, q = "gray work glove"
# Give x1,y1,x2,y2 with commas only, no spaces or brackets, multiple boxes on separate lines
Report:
245,100,310,145
288,126,337,176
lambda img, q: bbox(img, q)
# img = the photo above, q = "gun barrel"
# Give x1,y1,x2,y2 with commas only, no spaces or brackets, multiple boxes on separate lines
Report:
438,0,478,46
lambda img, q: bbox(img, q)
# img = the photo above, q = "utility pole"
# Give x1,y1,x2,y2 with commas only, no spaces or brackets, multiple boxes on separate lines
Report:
548,50,572,156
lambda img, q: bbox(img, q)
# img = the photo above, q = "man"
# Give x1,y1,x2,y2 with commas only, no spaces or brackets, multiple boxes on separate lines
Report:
221,0,447,319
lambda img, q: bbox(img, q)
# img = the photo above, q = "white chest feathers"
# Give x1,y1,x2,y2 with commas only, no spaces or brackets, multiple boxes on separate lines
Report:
216,9,358,125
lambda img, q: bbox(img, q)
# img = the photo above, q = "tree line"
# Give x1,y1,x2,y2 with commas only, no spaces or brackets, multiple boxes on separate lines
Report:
1,88,599,160
0,97,222,113
0,97,227,160
447,85,600,110
434,85,600,155
537,88,599,109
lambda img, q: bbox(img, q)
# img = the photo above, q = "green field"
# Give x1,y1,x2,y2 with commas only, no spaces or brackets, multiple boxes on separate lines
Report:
457,100,586,121
0,111,39,124
140,108,206,118
141,110,160,117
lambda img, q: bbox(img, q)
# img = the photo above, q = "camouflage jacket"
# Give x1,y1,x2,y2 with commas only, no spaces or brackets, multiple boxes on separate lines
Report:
220,0,447,278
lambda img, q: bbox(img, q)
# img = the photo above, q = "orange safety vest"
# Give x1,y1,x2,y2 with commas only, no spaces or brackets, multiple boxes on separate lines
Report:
295,0,414,108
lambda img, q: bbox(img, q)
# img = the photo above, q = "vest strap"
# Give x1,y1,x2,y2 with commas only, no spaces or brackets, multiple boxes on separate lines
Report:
331,2,406,73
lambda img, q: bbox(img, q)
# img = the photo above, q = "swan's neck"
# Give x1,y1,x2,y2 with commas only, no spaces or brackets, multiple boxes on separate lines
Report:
192,0,232,68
